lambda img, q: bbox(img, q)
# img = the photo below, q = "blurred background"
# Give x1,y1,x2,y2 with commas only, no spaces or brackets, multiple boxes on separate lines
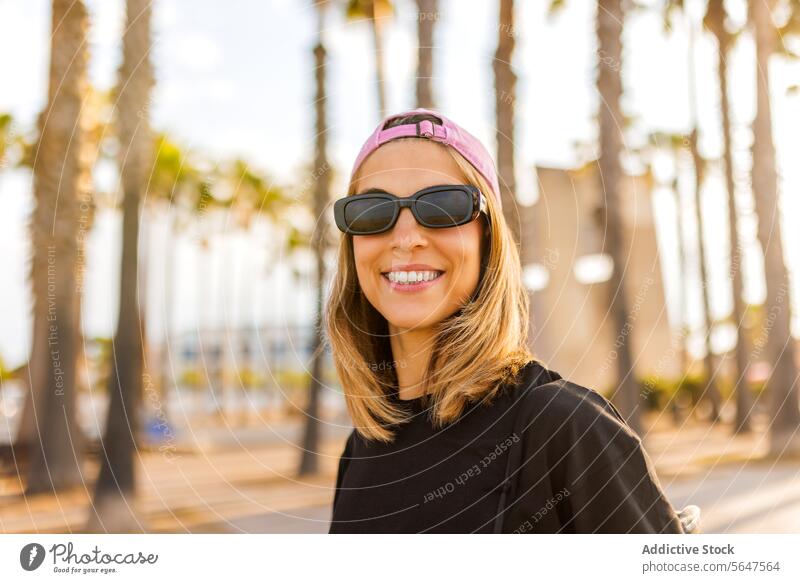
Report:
0,0,799,533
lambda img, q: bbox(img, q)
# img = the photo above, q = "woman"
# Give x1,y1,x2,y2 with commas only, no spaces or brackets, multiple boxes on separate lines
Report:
325,108,687,534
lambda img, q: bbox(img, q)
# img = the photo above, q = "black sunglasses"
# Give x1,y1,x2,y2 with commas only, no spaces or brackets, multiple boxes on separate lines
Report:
333,184,488,236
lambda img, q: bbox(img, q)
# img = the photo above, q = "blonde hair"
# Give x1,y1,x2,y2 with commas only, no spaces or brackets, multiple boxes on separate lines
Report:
325,127,536,442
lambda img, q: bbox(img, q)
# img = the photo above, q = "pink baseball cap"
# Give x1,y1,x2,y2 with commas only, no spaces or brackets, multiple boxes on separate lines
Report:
350,108,502,210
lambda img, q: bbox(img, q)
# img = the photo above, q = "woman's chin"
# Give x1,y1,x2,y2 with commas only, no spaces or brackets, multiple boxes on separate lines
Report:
384,310,443,332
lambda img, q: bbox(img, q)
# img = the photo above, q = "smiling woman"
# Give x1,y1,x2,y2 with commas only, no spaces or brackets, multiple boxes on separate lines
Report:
326,109,528,439
325,109,688,534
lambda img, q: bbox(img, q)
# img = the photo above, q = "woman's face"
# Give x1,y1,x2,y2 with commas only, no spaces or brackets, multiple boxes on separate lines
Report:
351,139,484,331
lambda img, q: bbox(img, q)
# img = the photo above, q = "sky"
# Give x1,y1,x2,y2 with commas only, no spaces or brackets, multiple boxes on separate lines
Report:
0,0,798,369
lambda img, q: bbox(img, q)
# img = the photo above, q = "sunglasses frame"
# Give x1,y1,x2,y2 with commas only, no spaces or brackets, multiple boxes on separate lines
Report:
333,184,488,236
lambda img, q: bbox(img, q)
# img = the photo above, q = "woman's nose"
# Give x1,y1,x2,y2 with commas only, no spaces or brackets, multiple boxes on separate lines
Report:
390,207,426,249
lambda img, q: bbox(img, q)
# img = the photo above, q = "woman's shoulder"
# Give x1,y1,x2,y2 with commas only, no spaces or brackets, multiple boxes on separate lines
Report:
500,361,685,534
507,359,642,454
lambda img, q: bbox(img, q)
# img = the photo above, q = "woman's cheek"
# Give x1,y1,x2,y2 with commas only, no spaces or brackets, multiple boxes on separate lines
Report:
443,232,482,293
353,239,382,303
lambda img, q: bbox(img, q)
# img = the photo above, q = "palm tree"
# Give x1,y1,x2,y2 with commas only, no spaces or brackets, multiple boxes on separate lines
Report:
595,0,641,434
299,0,334,476
685,9,723,422
749,0,800,456
2,109,48,467
493,0,520,246
25,0,90,494
87,0,154,532
345,0,394,119
150,135,201,406
704,0,753,432
0,114,53,470
15,88,107,465
221,158,290,422
140,135,221,431
415,0,437,109
494,0,544,364
643,131,692,415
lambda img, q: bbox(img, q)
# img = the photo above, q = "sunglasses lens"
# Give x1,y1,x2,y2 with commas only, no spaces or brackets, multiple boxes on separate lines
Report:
416,189,473,227
344,197,395,233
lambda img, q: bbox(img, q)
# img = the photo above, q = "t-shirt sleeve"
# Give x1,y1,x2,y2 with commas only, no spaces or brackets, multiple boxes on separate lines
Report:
562,435,685,533
525,380,685,534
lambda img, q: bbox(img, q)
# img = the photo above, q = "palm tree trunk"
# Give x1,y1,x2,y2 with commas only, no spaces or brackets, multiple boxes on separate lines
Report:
369,3,388,119
596,0,641,434
749,0,800,455
25,0,90,494
86,0,153,532
18,268,90,465
685,8,723,423
415,0,437,109
493,0,541,359
706,0,753,433
687,126,723,422
493,0,519,246
672,174,691,423
299,1,332,476
160,207,177,408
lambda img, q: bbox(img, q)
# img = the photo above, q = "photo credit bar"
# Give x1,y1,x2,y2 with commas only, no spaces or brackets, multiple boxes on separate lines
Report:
1,534,798,582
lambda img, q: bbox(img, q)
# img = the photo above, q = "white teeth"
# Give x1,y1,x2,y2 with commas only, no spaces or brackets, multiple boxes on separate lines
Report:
385,270,442,284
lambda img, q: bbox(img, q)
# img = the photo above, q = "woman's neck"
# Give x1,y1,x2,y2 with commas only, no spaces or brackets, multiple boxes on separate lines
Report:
387,323,436,400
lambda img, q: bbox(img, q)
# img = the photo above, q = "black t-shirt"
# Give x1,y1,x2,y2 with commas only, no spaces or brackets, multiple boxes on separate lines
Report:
329,360,685,534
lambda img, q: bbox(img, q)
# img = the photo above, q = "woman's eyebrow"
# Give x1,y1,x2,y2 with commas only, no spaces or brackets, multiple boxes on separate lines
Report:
356,187,391,195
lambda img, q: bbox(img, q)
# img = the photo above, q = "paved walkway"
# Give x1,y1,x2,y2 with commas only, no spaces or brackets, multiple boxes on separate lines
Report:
665,462,800,533
0,430,346,534
1,416,798,533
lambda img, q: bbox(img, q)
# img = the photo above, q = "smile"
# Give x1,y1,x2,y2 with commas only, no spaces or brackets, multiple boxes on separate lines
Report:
381,270,444,291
